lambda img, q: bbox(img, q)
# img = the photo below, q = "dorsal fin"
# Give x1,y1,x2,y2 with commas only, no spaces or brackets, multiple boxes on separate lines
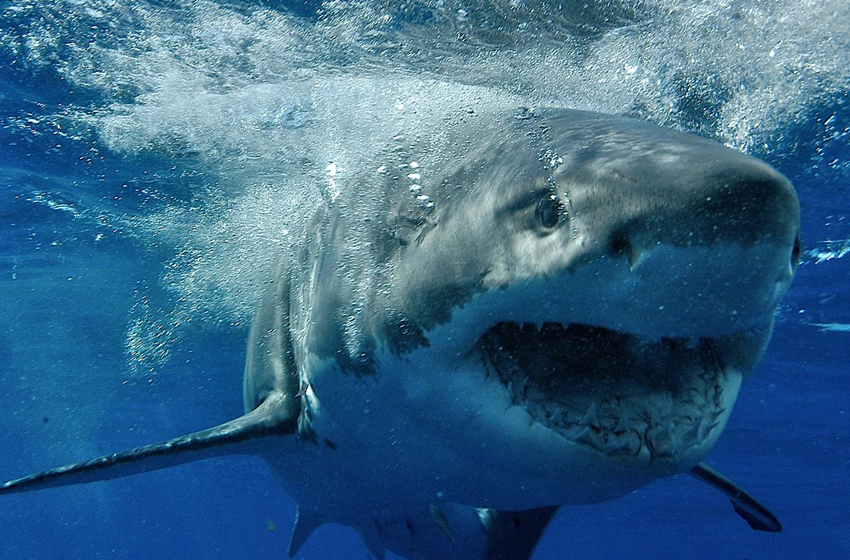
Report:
689,462,782,532
0,392,296,495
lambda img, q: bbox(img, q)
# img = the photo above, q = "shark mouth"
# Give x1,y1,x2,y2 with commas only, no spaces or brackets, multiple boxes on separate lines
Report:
473,321,737,460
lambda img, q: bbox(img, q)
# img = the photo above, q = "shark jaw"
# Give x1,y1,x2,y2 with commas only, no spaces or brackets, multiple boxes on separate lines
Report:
389,234,793,479
469,320,753,462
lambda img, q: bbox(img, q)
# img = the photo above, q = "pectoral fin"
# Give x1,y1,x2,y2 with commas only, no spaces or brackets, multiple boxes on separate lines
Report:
0,391,296,495
689,462,782,532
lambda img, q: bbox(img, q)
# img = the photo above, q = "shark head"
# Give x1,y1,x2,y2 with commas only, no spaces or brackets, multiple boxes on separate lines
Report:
281,108,800,509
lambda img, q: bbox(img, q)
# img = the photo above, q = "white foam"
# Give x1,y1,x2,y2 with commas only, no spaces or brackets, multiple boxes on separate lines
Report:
8,0,845,369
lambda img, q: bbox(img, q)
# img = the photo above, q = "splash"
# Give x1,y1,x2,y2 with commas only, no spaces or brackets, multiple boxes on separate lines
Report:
3,0,848,370
804,239,850,264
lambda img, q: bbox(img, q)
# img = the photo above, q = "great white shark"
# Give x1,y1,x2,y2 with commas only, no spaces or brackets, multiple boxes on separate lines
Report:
2,108,800,559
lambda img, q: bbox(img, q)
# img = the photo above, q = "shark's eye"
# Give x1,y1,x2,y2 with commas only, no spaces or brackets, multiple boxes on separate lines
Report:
536,195,565,228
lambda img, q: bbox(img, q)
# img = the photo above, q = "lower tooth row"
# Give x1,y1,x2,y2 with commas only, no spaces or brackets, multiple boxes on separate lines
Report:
499,351,724,458
529,389,722,458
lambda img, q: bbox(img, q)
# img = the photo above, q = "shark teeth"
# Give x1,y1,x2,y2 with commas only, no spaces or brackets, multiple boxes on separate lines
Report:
476,321,731,460
584,402,599,428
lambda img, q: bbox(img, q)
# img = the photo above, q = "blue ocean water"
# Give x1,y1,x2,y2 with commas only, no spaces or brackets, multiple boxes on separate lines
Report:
1,1,848,559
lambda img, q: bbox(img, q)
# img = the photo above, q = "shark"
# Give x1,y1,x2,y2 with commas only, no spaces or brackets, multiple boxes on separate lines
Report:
1,108,800,559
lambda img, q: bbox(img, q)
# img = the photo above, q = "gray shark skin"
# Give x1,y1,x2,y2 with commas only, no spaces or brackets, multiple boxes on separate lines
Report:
1,108,798,559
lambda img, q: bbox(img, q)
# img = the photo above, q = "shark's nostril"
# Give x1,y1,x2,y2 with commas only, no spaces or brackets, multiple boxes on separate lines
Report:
610,231,632,259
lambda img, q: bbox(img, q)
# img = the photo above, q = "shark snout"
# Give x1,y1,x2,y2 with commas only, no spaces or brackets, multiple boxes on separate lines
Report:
561,156,801,339
605,162,800,261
